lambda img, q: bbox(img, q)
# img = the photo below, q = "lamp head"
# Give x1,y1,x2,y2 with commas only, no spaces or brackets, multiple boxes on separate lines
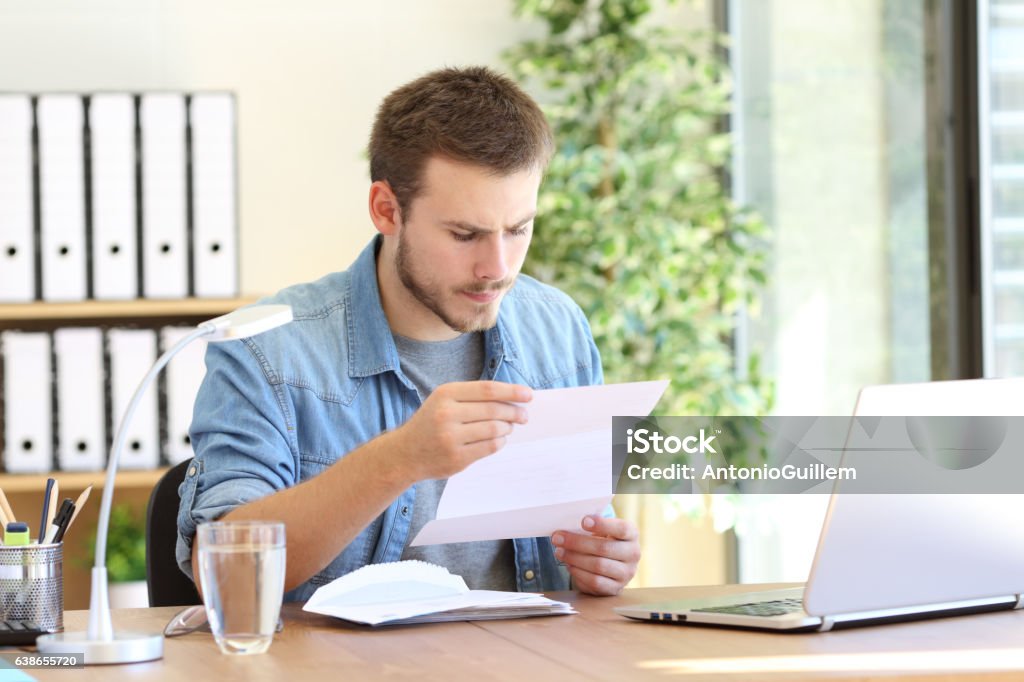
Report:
201,304,293,341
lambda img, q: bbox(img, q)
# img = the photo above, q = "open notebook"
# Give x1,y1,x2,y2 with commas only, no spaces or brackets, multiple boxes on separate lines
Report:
302,560,575,626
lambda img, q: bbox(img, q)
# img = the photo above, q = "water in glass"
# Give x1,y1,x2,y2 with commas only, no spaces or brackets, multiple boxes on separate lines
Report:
197,522,285,655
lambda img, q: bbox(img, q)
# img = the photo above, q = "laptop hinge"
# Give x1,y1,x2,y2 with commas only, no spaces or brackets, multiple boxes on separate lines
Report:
1014,594,1024,610
817,616,836,632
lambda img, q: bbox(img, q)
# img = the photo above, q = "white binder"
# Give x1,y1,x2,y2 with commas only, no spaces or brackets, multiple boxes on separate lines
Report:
54,327,106,471
108,328,159,470
0,95,35,302
140,93,188,299
190,93,239,298
161,326,207,465
90,94,138,300
1,331,53,473
38,94,88,302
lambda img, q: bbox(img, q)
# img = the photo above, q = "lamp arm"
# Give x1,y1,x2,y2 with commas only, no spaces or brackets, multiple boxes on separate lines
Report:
87,323,214,641
93,324,214,570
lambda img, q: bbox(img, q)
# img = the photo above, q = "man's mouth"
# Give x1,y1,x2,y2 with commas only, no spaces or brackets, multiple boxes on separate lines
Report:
461,290,501,304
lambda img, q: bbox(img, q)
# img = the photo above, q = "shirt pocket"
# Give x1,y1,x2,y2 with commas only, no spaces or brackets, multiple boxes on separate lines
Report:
289,381,382,462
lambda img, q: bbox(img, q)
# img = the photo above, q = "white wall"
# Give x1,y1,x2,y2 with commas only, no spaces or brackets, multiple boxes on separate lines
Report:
0,0,543,295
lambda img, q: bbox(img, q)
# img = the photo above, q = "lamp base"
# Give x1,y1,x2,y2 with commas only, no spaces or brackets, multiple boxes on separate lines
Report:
36,630,163,665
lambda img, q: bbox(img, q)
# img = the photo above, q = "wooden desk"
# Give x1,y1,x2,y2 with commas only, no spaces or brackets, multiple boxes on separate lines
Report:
22,584,1024,681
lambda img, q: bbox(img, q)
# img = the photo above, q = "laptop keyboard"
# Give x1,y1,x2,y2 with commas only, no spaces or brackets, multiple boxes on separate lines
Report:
692,598,805,618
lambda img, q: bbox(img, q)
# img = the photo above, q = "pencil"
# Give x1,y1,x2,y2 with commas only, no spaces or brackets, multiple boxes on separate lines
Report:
66,485,92,533
0,488,16,523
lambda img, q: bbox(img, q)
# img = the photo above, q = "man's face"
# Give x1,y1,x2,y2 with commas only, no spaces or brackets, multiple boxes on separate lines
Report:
393,156,540,334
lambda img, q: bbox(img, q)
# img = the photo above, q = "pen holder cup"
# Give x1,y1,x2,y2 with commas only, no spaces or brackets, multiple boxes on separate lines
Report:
0,543,63,632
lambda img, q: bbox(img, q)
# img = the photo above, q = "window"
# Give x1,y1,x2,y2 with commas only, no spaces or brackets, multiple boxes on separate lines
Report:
728,0,958,581
980,0,1024,375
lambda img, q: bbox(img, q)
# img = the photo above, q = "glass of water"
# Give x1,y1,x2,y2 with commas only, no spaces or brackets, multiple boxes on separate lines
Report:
196,521,286,655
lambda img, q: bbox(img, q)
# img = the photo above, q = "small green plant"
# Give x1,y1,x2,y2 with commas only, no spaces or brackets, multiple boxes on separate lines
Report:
82,503,147,583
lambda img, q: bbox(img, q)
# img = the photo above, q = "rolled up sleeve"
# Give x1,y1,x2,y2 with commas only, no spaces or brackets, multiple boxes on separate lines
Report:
175,336,297,580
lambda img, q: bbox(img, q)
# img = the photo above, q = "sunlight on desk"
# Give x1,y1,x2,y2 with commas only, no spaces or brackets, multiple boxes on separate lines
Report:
637,648,1024,675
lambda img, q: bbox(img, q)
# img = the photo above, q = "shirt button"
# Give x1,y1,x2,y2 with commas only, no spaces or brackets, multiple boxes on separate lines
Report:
187,466,197,477
524,570,535,581
401,506,409,516
489,358,497,370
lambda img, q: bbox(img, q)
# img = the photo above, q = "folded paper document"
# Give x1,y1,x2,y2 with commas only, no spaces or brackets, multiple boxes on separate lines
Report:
410,380,669,546
303,560,575,626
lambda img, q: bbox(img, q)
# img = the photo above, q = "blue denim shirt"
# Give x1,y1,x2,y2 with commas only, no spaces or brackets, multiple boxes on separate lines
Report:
176,236,604,602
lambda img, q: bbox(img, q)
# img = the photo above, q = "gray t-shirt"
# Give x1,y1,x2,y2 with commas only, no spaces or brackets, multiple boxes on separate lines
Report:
394,332,517,591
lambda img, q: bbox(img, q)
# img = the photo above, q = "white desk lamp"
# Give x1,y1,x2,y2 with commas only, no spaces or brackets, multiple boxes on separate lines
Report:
36,304,293,664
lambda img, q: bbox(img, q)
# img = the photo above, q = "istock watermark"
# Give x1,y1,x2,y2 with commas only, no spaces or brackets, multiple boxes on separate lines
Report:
612,415,1024,494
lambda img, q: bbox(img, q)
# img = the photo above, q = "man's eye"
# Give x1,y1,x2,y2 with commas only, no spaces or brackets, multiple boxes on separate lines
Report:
452,232,476,242
508,226,530,237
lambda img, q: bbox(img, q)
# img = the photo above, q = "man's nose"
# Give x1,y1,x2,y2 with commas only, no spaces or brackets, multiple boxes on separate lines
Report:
475,235,509,282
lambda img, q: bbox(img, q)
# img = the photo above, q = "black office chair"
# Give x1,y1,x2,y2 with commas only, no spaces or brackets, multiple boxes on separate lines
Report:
146,459,201,607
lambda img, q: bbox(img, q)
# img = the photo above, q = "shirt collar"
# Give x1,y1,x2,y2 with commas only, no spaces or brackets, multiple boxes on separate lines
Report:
346,236,401,378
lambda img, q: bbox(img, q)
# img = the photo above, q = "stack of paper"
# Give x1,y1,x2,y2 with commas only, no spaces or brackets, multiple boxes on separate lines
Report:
303,560,575,626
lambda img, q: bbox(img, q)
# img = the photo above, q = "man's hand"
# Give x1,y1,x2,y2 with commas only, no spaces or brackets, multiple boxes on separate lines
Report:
390,380,532,481
552,515,640,596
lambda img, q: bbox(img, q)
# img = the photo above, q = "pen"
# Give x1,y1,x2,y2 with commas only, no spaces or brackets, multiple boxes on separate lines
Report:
45,479,59,537
43,499,74,545
52,501,75,544
38,478,54,543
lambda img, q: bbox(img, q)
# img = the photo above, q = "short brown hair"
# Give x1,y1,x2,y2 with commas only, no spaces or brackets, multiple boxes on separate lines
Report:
369,66,554,217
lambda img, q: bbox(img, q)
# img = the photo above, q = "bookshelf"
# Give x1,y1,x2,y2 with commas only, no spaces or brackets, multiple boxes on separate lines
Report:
0,468,168,493
0,295,255,487
0,296,255,608
0,297,257,325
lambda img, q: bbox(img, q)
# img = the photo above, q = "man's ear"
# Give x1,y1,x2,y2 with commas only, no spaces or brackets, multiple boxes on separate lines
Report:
368,180,402,236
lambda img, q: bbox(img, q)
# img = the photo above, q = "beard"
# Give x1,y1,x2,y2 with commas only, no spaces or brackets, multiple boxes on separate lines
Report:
395,233,515,333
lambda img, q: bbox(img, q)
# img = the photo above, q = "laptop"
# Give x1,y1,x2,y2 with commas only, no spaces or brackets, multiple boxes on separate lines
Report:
615,377,1024,632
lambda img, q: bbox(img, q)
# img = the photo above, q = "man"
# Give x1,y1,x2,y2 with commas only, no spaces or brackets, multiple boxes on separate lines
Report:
176,66,640,601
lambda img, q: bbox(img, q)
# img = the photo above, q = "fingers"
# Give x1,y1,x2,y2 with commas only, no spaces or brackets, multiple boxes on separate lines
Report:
553,527,641,597
565,563,628,597
461,436,509,461
460,420,515,445
402,382,532,480
554,546,634,585
429,383,530,434
457,401,529,425
440,381,533,403
550,517,642,597
581,515,638,542
552,530,641,564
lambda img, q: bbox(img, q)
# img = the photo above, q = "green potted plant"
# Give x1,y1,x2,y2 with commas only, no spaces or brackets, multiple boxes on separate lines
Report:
504,0,772,417
83,503,148,608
